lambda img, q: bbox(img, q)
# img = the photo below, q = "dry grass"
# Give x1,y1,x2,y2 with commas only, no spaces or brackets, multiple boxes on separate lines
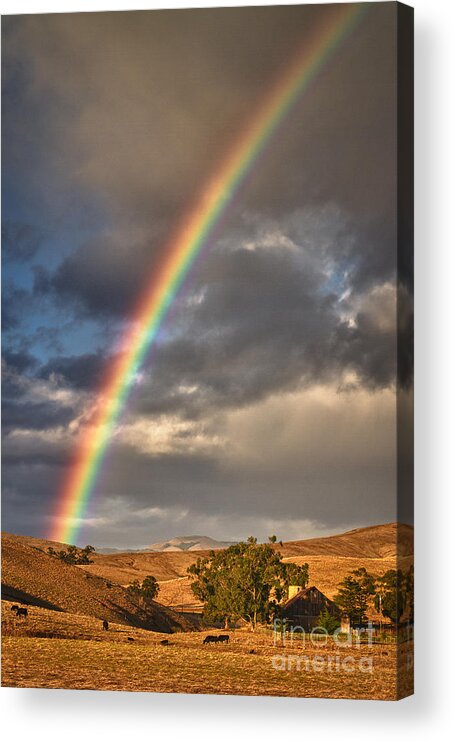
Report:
81,550,209,585
1,534,191,632
277,523,413,559
2,600,413,699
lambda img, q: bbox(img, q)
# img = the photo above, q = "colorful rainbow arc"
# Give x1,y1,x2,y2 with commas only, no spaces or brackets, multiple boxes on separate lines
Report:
51,4,366,545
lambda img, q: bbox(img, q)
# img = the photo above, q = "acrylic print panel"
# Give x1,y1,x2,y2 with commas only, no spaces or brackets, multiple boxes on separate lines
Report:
1,2,413,699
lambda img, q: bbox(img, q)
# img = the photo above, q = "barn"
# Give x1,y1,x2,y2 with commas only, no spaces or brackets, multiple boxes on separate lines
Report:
281,585,340,631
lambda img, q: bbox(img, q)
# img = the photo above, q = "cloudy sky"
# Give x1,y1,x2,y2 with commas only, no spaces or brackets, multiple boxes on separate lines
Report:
2,3,411,548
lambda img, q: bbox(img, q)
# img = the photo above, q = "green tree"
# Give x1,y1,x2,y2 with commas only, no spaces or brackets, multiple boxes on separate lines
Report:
374,569,405,626
57,544,78,564
316,607,340,634
127,580,142,597
188,539,309,630
53,544,95,565
141,575,160,602
126,576,160,605
78,545,95,564
334,568,375,625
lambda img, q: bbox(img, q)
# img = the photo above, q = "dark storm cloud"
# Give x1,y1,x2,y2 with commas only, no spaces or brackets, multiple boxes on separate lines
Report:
1,285,30,330
85,416,396,538
127,228,396,419
1,398,76,434
2,357,80,435
31,206,397,411
38,351,107,390
134,247,337,416
29,225,398,417
2,348,38,374
33,233,161,319
2,221,43,263
3,4,397,250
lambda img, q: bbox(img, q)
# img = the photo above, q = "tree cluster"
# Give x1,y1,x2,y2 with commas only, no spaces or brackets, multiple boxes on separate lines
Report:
47,544,95,565
188,536,309,630
334,565,414,626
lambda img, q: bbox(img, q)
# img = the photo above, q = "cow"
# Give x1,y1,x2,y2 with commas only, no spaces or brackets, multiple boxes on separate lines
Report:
10,605,19,613
127,637,135,642
102,620,109,631
203,634,228,644
15,607,28,618
203,635,218,644
160,639,169,646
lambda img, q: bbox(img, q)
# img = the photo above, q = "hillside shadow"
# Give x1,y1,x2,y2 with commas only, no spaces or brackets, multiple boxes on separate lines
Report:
1,584,64,612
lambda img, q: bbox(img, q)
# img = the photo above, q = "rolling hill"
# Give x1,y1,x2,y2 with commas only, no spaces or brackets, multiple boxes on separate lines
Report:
276,522,413,559
86,522,413,613
1,532,191,632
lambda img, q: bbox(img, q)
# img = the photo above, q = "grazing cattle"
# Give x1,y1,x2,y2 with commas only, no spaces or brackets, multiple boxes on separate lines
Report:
16,607,28,618
127,637,135,642
10,605,19,613
160,639,169,646
203,634,229,644
102,620,109,631
203,635,218,644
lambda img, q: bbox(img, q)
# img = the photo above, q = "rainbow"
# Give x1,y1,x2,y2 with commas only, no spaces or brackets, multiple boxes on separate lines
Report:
50,3,366,544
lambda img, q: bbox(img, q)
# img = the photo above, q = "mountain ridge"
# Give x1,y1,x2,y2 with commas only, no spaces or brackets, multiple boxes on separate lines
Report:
147,535,237,552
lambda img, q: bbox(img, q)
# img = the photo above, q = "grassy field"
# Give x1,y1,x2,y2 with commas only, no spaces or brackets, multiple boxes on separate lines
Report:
2,601,412,699
1,525,413,699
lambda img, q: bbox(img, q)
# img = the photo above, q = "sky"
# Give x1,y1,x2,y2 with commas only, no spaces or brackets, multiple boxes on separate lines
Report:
1,3,412,548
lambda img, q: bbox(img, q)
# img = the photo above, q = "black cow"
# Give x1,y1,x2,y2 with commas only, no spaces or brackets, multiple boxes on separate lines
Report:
203,634,229,644
10,605,19,613
102,620,109,631
127,637,135,642
203,635,218,644
160,639,169,646
16,607,28,618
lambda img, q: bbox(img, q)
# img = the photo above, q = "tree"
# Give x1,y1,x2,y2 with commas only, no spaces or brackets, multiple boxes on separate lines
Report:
127,576,160,605
334,568,375,625
188,539,309,630
268,535,277,544
78,545,95,565
374,569,405,626
47,544,95,565
316,607,340,634
127,580,142,597
141,575,160,602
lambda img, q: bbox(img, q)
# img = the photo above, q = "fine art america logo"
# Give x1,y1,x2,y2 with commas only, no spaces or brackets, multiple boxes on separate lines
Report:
271,619,375,674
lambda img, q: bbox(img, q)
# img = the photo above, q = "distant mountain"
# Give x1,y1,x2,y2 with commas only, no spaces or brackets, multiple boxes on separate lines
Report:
96,547,143,554
147,535,236,552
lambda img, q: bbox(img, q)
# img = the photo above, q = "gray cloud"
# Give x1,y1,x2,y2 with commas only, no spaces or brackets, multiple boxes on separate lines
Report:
2,221,43,263
37,351,108,391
